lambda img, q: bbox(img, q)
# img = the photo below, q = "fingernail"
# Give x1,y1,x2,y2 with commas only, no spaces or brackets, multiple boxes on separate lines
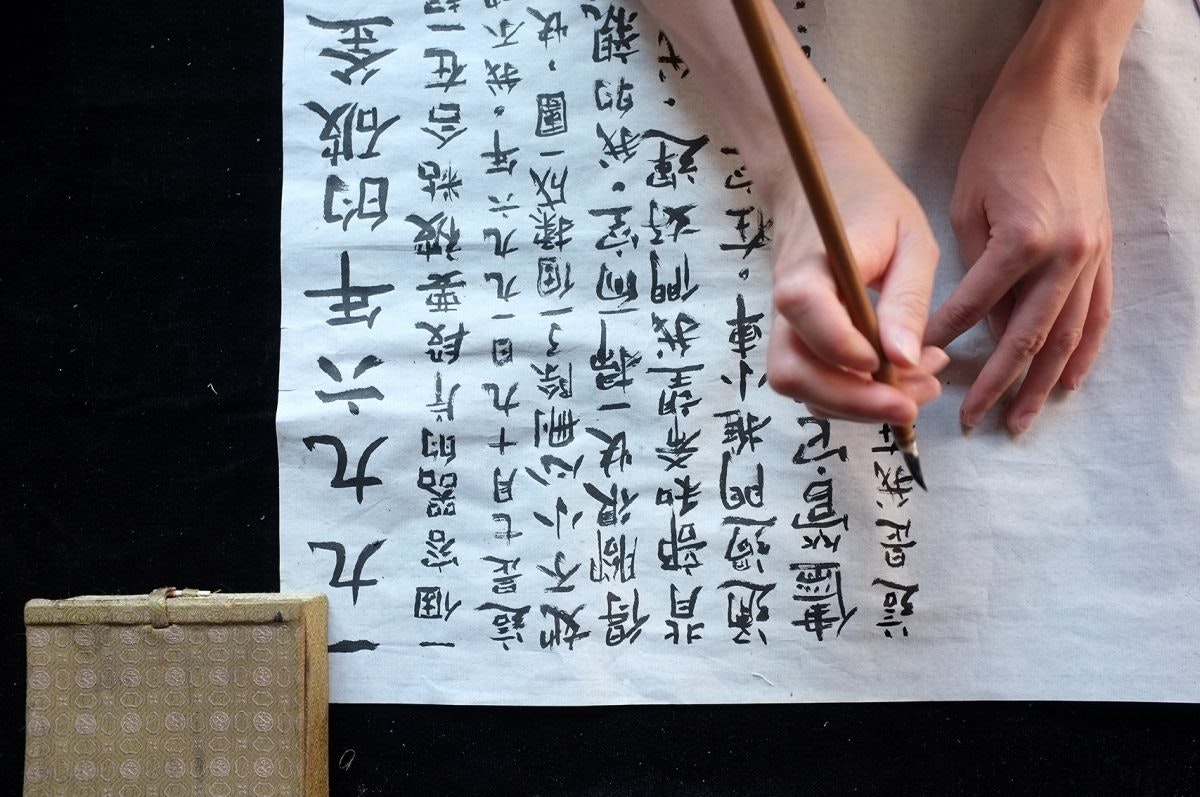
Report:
890,406,914,427
930,347,951,371
1062,373,1081,390
893,331,921,367
1014,412,1035,433
961,410,980,428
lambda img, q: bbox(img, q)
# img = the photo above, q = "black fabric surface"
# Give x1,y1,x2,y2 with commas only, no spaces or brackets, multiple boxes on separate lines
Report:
1,2,1196,794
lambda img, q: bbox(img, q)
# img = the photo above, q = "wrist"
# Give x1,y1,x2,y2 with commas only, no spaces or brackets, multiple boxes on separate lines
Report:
644,0,861,207
997,0,1141,113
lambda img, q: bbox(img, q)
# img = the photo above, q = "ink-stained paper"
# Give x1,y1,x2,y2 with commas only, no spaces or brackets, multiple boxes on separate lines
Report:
279,0,1200,704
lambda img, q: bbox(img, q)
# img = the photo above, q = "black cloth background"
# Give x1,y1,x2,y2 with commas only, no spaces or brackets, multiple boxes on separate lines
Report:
2,2,1196,794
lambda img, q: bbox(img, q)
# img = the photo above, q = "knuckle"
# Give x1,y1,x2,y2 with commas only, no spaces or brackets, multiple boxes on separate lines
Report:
1060,224,1097,263
1007,328,1047,360
1049,327,1084,356
1090,301,1113,333
773,278,820,319
765,361,801,399
1011,219,1053,261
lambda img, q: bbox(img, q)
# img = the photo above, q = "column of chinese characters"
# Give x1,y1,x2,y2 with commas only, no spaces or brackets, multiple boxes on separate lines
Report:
475,0,537,651
491,3,591,654
581,1,650,649
413,6,473,648
643,29,709,644
300,13,403,653
714,289,778,645
789,417,857,641
870,424,919,637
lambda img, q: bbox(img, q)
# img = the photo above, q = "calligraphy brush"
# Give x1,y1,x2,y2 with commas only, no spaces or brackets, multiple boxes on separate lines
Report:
731,0,927,490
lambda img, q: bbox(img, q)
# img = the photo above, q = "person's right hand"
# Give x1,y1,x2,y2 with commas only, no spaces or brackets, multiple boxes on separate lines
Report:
639,0,947,427
765,127,949,426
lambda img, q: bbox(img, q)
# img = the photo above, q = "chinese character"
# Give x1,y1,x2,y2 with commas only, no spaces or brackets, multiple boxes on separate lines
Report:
417,468,458,517
581,4,640,64
651,311,700,357
306,15,395,85
540,604,589,650
717,580,775,644
643,130,709,189
649,251,698,304
303,251,394,328
484,59,522,94
585,426,631,478
304,102,399,165
527,8,568,47
590,206,639,255
664,584,703,644
421,102,468,149
590,320,642,392
538,551,582,592
324,175,389,231
302,435,387,503
657,31,689,81
481,129,519,175
416,271,467,313
415,321,469,364
791,563,857,640
475,603,531,650
424,47,467,91
421,529,458,571
414,586,461,620
719,207,773,259
588,528,637,580
873,579,918,638
595,123,640,166
308,540,384,605
406,213,462,261
534,91,568,137
594,76,634,115
530,209,574,251
599,590,648,645
793,416,848,465
417,161,463,202
481,556,522,595
483,18,524,48
723,516,776,574
657,513,706,575
315,355,384,414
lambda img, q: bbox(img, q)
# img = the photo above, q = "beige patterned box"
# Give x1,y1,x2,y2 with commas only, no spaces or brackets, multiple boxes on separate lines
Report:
24,590,329,797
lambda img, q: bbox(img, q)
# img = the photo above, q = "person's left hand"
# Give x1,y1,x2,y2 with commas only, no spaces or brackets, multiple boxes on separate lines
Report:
925,64,1114,434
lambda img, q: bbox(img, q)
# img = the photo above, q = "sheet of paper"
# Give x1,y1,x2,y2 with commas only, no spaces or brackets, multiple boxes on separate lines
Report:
279,0,1200,704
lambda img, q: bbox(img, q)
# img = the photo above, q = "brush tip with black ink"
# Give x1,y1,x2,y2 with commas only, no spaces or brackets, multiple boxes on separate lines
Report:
900,444,927,491
890,422,926,490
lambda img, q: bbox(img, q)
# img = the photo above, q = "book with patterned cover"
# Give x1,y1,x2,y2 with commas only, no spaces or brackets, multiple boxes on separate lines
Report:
24,590,328,796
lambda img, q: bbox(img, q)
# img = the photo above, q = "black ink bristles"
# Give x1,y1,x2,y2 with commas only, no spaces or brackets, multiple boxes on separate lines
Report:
902,445,927,492
731,0,929,491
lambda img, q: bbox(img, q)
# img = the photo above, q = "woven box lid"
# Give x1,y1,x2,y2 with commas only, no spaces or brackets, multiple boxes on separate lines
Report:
24,589,328,797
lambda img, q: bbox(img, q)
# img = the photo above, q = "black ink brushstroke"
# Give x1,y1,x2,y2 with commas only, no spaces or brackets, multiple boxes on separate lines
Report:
329,639,380,653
